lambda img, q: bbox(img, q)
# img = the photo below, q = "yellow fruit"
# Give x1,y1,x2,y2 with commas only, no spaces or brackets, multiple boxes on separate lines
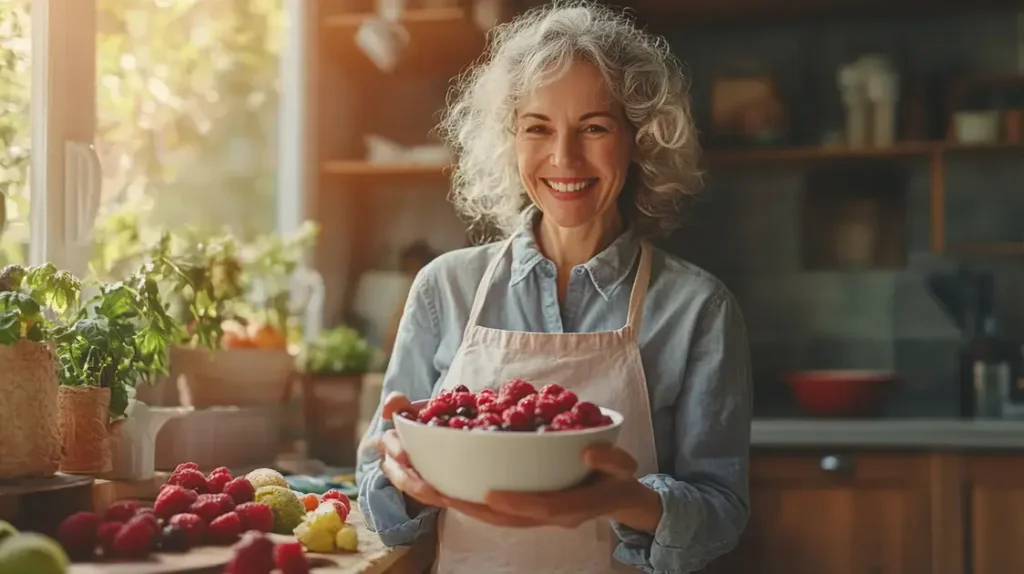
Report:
246,468,289,490
335,524,358,552
294,522,335,553
0,532,69,574
253,486,306,534
305,503,343,534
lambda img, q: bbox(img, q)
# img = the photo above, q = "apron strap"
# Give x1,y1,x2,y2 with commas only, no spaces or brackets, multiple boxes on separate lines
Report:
465,236,515,335
625,241,653,334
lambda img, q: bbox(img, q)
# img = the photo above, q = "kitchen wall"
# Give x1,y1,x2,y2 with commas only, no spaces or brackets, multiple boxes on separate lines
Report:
666,10,1024,417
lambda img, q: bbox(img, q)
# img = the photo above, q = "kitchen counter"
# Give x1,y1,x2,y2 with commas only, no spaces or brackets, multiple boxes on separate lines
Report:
752,418,1024,449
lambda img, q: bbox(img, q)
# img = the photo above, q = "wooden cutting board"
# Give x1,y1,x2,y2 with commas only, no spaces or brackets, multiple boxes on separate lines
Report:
68,512,401,574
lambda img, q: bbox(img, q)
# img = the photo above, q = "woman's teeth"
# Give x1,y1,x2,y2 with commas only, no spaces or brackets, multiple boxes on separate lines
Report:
543,178,597,193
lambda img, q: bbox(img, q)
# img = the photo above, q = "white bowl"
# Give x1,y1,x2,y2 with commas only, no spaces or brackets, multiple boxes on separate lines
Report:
393,399,623,503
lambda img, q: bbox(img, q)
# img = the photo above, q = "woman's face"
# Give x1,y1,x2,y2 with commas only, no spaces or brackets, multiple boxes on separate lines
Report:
514,61,634,231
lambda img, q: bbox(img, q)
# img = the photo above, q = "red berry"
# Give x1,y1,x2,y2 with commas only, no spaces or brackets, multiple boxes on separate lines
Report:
322,490,351,511
448,416,472,429
168,468,208,493
517,394,539,414
535,396,564,423
427,416,449,427
473,412,503,428
154,485,199,520
572,401,603,426
222,477,256,505
189,496,226,523
235,502,274,533
174,462,199,473
168,513,208,547
501,406,533,431
56,512,99,559
551,412,577,431
208,511,243,544
207,471,232,494
97,521,123,557
452,384,470,393
103,500,141,523
275,541,311,574
321,499,350,522
555,390,578,411
499,378,536,403
210,466,232,478
478,388,497,398
539,383,565,397
112,514,159,557
453,392,476,410
599,414,614,426
227,530,276,574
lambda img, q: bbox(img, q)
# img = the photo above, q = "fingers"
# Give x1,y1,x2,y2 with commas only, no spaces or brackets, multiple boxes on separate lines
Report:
377,429,409,466
380,455,447,509
583,444,638,479
381,392,412,421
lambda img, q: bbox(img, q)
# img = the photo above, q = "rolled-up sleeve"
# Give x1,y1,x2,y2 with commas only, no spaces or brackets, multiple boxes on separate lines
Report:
612,290,752,573
355,268,443,547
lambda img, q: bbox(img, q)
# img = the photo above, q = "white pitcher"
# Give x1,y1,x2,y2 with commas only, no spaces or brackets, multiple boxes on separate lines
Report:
107,397,192,480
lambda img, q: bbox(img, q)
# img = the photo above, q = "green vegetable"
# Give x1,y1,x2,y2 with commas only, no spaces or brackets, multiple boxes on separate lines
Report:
0,263,81,345
300,326,375,376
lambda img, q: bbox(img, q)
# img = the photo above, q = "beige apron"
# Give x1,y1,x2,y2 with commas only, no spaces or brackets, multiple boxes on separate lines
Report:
433,236,659,573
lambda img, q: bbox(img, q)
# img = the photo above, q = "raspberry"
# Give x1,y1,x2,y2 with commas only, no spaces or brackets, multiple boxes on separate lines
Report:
499,378,536,403
235,502,274,533
572,401,603,426
600,414,614,426
300,493,320,512
112,514,159,557
275,540,310,574
321,499,350,522
154,485,199,519
210,466,232,478
174,462,199,473
103,500,141,523
472,412,503,428
56,511,99,559
448,416,472,429
427,416,449,427
321,490,351,512
479,396,514,415
452,392,476,410
168,513,207,547
419,395,456,421
517,394,539,414
168,468,208,493
535,396,564,423
478,388,497,399
209,511,243,544
551,412,577,431
97,521,123,557
452,384,470,393
555,390,578,411
189,496,226,523
227,530,276,574
539,383,565,397
159,524,191,552
207,471,232,494
501,406,533,431
222,477,256,505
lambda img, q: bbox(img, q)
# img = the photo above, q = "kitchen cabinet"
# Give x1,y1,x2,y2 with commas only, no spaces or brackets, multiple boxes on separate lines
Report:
705,452,933,574
963,456,1024,574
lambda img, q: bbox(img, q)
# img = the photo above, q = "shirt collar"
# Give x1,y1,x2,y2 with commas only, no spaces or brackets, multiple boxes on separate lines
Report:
508,206,641,301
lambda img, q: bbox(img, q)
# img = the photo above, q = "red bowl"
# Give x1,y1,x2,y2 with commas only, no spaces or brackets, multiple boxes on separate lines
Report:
783,370,897,417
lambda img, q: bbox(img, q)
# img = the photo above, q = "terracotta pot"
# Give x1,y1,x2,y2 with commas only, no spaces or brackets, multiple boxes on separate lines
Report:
0,341,62,479
58,386,116,474
301,373,366,466
171,346,296,408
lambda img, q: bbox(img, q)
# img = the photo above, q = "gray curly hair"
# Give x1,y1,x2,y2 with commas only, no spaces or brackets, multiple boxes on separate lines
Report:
438,0,702,239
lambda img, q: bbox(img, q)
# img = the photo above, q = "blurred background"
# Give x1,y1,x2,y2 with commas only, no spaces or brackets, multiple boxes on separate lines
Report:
2,0,1024,572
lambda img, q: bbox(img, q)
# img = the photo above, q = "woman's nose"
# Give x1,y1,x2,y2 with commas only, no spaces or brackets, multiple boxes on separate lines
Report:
549,132,583,167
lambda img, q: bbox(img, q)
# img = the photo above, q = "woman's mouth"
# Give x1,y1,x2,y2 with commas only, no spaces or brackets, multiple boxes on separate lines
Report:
541,178,598,196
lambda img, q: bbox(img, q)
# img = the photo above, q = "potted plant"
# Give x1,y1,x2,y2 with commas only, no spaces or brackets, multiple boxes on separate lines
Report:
0,264,80,480
52,260,185,474
298,325,377,466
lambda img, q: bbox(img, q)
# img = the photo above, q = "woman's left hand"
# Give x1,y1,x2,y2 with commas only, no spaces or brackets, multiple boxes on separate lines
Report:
445,444,660,530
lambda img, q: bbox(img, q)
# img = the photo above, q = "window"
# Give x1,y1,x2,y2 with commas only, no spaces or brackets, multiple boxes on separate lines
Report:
0,0,307,277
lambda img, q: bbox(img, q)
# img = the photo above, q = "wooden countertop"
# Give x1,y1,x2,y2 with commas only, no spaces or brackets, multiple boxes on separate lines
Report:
80,473,414,574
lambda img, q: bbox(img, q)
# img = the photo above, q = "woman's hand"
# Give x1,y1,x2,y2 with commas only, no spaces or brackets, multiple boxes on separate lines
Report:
449,444,663,532
375,392,448,512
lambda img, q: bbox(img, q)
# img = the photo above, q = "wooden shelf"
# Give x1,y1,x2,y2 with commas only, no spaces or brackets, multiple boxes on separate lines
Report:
322,8,486,74
704,141,1024,166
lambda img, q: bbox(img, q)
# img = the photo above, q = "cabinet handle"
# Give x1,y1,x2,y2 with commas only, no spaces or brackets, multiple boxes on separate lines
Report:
819,454,853,473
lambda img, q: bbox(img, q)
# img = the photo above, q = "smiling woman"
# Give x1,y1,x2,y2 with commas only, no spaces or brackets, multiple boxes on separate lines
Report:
356,2,752,573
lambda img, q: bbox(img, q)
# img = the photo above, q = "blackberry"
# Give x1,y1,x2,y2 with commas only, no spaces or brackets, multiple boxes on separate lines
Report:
159,524,190,552
454,406,476,419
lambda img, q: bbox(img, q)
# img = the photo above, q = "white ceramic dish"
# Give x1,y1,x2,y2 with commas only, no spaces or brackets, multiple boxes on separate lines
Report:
393,399,623,503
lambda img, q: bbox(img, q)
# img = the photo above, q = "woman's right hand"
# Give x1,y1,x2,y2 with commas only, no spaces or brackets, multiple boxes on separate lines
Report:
376,392,449,513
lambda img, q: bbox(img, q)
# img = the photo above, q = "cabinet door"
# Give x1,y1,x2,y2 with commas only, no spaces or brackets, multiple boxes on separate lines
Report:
705,452,932,574
965,456,1024,574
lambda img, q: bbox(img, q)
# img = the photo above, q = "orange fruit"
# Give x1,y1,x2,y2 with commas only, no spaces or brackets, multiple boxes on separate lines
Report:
301,493,320,512
248,323,287,350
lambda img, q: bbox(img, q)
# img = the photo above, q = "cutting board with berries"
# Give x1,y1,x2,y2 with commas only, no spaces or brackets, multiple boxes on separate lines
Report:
64,465,402,574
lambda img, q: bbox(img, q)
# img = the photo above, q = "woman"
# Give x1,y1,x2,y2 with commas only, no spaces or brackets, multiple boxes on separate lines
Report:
356,3,752,572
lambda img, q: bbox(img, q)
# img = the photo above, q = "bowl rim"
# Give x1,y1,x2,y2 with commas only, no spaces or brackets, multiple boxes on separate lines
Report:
393,398,623,437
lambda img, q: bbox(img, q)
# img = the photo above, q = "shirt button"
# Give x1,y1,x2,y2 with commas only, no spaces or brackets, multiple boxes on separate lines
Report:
575,268,584,275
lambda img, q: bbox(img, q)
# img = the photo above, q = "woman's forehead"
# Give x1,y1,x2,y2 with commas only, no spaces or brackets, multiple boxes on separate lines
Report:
518,62,617,114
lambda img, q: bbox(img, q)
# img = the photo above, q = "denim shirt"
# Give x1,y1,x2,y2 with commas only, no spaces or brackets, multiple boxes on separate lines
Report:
356,209,752,573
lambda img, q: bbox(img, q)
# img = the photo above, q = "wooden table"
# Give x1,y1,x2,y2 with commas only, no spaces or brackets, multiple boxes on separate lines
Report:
2,473,420,573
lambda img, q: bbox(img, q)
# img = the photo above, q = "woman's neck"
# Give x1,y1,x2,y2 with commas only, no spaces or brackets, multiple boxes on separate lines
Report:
534,210,623,301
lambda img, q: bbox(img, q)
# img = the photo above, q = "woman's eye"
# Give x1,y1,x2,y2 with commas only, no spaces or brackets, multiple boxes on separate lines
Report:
583,124,609,133
524,125,549,135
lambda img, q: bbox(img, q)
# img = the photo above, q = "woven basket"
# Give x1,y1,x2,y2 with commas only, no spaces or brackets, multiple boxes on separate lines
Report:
58,386,113,475
172,346,296,408
0,340,62,480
